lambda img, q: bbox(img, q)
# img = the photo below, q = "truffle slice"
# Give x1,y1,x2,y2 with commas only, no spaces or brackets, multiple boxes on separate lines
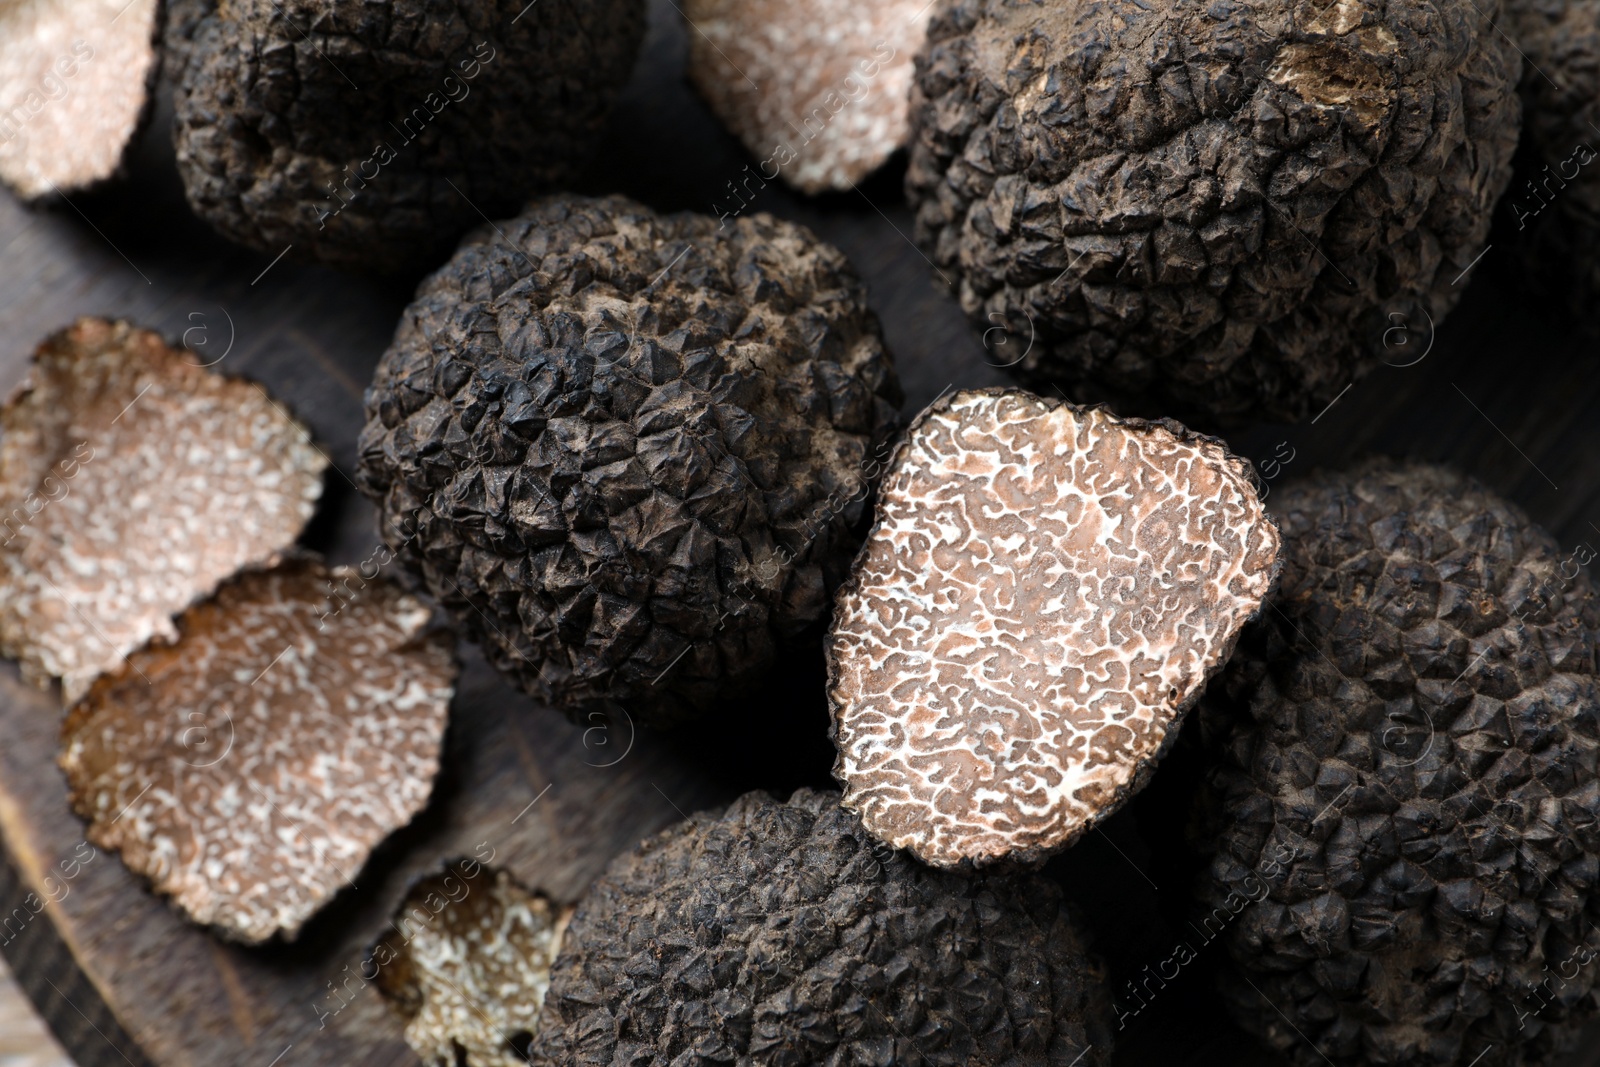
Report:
828,389,1281,867
373,862,572,1067
684,0,931,193
1193,460,1600,1067
0,318,326,700
0,0,160,198
357,194,902,726
532,788,1115,1066
59,558,457,943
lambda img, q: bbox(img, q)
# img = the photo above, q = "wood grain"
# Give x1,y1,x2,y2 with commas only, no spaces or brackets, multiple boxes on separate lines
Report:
0,1,1598,1065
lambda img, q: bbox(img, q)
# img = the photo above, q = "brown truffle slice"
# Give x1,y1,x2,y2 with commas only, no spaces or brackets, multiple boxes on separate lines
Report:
373,863,572,1067
0,0,160,198
827,389,1281,867
684,0,930,193
59,558,457,943
0,318,325,701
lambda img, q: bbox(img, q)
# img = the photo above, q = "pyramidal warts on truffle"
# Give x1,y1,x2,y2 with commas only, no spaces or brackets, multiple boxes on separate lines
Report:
171,0,646,271
905,0,1522,426
528,789,1116,1066
358,193,903,728
60,556,457,944
828,389,1281,868
0,317,326,701
1194,460,1600,1067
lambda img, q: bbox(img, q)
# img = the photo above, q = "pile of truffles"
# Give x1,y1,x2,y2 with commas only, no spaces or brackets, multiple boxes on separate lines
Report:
4,3,1600,1067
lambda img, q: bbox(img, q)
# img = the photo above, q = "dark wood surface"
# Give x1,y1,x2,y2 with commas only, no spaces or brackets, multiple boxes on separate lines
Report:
2,2,1600,1065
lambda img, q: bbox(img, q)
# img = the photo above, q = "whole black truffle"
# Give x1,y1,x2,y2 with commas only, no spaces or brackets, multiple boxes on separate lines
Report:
531,788,1115,1066
1503,0,1600,310
171,0,644,272
357,194,903,726
1193,460,1600,1066
906,0,1522,426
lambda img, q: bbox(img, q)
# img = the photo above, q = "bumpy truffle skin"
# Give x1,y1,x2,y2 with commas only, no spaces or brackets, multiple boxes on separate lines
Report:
531,788,1115,1067
171,0,645,272
1503,0,1600,309
1194,461,1600,1066
357,195,903,726
906,0,1522,426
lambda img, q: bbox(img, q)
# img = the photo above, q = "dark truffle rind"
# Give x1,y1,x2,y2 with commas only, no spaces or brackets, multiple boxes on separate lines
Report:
357,194,903,726
531,788,1115,1067
1193,460,1600,1066
1503,0,1600,311
171,0,645,272
906,0,1522,426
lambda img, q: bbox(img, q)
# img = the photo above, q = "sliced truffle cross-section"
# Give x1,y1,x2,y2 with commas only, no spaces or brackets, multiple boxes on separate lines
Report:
373,862,572,1067
59,557,457,943
828,389,1281,867
0,318,326,701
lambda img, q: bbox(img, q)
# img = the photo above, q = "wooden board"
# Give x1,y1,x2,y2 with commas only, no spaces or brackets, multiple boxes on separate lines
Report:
1,2,1599,1065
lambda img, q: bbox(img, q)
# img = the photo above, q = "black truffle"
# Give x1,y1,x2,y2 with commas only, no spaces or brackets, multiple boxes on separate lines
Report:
1192,460,1600,1066
357,194,903,726
531,788,1115,1066
171,0,645,272
905,0,1522,426
1503,0,1600,310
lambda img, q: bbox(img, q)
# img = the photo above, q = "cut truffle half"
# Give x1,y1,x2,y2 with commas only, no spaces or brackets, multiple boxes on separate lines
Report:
0,0,161,198
828,389,1282,867
0,318,326,701
373,861,572,1067
59,557,457,943
684,0,932,193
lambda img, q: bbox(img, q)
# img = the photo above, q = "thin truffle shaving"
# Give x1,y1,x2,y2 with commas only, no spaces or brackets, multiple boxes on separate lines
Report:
0,318,326,700
684,0,931,193
828,389,1281,866
374,863,572,1067
0,0,159,198
59,558,457,943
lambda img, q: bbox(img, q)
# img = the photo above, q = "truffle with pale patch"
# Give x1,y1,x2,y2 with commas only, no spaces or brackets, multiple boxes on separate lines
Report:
684,0,931,194
59,557,457,943
0,318,325,701
373,861,572,1067
906,0,1521,425
828,389,1281,867
0,0,160,199
530,788,1115,1066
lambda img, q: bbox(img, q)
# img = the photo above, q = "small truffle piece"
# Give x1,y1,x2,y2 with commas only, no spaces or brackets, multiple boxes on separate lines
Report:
1194,460,1600,1067
357,194,903,726
374,862,572,1067
828,389,1281,867
531,788,1115,1066
684,0,931,193
171,0,646,272
59,557,457,943
0,0,160,199
0,318,326,701
906,0,1522,425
